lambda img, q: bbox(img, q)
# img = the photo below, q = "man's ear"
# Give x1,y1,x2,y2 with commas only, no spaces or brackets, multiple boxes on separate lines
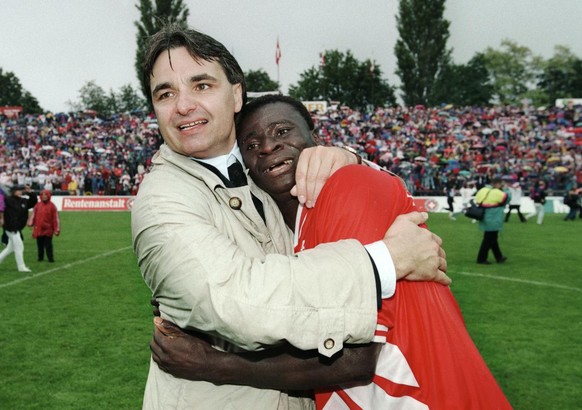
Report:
233,83,243,114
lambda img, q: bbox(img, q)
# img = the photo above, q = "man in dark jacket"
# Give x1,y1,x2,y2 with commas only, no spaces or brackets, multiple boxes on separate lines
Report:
0,185,38,272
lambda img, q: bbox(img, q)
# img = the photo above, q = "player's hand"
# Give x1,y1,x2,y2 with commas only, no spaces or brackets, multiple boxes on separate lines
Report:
150,317,214,381
291,146,358,208
382,212,450,285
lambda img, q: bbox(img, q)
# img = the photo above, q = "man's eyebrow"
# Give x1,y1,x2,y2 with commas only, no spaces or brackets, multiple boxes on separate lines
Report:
151,82,172,96
190,73,218,83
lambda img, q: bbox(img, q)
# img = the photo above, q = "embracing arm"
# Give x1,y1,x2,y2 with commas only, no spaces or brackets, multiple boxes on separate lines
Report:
132,153,379,356
150,318,382,390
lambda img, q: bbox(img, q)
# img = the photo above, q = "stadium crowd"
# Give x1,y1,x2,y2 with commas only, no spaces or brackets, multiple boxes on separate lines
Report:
1,103,581,197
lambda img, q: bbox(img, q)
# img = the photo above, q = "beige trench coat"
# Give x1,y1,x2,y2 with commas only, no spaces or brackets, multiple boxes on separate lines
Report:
132,144,378,409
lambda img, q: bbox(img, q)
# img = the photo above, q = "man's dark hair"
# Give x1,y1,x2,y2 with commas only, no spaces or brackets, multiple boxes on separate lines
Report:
142,24,247,105
235,94,314,134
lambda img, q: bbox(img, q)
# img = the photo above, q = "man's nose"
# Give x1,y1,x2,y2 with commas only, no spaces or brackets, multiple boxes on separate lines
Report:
176,91,198,115
259,136,282,154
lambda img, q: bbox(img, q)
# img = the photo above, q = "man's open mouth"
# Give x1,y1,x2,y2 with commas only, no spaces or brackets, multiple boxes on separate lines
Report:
179,120,207,130
264,159,293,174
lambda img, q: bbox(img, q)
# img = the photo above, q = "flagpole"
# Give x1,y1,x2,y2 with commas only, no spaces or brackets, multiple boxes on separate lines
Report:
276,36,281,92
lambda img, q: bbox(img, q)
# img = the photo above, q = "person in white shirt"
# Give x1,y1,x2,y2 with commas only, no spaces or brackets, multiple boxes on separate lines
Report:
505,181,526,222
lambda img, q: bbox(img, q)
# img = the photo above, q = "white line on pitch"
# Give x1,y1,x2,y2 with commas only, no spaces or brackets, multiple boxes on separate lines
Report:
0,246,133,289
455,271,582,293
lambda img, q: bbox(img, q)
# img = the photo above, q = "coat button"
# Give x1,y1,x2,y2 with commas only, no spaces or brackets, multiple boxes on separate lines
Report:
323,338,335,350
229,197,242,210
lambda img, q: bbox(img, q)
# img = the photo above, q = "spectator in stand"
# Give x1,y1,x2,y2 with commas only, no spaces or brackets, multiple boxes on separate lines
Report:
505,181,526,223
476,178,510,265
563,187,581,221
1,100,580,198
0,185,38,272
28,190,60,262
527,180,548,225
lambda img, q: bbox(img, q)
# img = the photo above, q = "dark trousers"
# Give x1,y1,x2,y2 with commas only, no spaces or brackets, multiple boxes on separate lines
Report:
505,205,526,222
565,206,580,221
477,231,503,263
36,236,54,262
446,196,454,212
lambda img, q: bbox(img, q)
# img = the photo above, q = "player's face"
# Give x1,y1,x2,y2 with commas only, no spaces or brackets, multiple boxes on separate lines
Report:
150,46,243,158
238,102,318,196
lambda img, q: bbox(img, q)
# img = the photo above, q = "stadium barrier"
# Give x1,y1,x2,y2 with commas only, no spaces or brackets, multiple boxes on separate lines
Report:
48,195,569,214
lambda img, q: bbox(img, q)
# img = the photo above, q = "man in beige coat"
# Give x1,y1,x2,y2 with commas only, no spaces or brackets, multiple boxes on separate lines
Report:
132,24,449,409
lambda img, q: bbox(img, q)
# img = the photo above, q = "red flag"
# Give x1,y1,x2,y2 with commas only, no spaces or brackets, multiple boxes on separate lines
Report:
275,37,281,65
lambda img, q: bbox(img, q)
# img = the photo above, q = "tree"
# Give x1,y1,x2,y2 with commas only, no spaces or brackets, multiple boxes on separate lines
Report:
431,54,494,106
134,0,189,102
67,81,147,116
0,68,43,113
289,50,396,110
74,81,110,115
394,0,451,106
538,46,582,106
244,69,279,92
481,39,543,105
114,84,148,113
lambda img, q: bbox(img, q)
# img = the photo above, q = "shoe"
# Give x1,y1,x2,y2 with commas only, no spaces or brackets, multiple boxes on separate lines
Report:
497,257,507,264
48,259,54,263
477,261,492,265
18,267,32,273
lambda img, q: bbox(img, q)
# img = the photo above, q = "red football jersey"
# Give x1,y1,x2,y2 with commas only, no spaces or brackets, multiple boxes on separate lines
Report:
294,165,512,410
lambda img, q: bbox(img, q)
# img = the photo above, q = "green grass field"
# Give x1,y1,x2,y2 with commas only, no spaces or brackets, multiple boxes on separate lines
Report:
0,211,580,409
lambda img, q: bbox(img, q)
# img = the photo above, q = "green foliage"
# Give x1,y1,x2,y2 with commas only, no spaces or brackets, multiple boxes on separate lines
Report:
0,68,43,113
113,83,148,113
394,0,451,106
134,0,190,104
67,81,146,116
481,39,544,105
537,46,582,106
245,69,279,92
431,54,494,106
0,211,580,409
289,50,396,110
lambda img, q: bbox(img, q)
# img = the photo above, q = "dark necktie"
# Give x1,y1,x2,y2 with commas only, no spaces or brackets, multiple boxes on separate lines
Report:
227,160,247,187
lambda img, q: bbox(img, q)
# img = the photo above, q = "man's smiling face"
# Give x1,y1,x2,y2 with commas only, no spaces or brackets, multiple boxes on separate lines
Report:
150,46,243,158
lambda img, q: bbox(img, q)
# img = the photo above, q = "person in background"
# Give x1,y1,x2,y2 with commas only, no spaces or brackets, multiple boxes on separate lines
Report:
0,185,38,272
28,189,60,262
527,179,547,225
563,187,581,221
444,173,457,220
505,181,526,223
476,178,510,265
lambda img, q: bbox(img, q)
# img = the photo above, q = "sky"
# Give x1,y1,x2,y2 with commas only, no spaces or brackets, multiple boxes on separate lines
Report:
2,0,582,113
